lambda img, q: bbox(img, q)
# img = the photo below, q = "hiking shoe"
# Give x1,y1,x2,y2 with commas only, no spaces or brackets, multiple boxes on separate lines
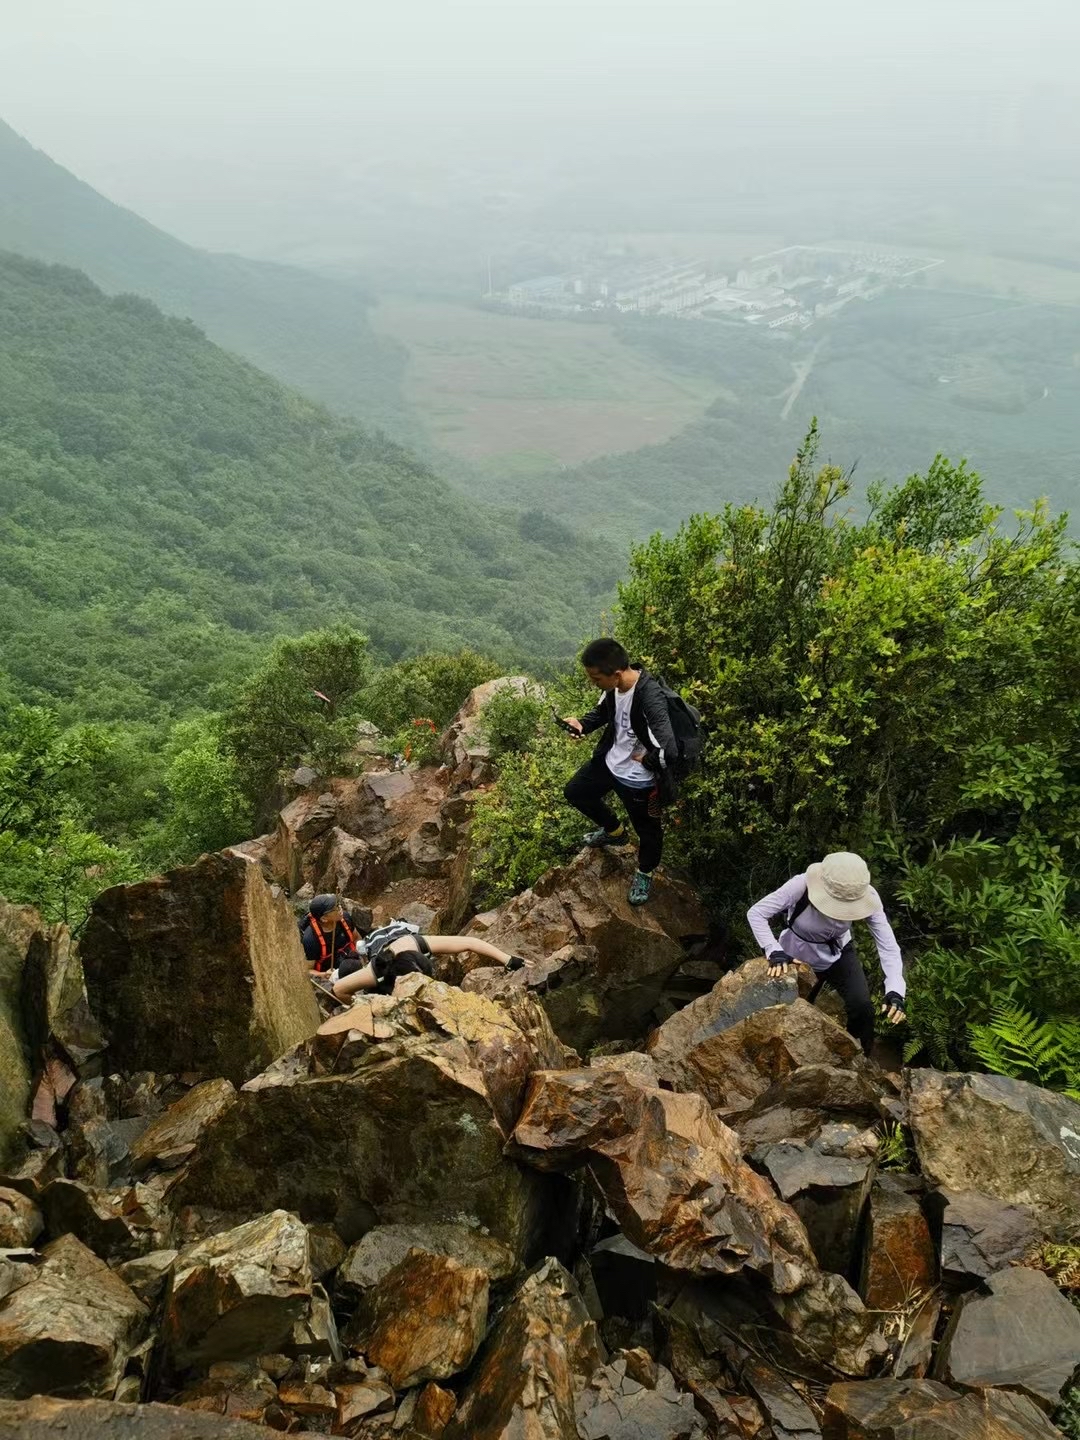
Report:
584,827,630,849
628,870,652,906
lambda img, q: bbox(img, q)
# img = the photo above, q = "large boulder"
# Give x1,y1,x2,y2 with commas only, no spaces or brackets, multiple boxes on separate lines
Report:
926,1189,1044,1288
0,1233,147,1399
511,1066,817,1292
736,1064,892,1151
0,900,38,1166
0,1397,315,1439
907,1070,1080,1240
444,1257,602,1440
80,853,321,1085
933,1264,1080,1412
647,958,800,1073
19,922,103,1072
466,848,708,1051
652,997,863,1117
346,1248,489,1389
822,1379,1063,1439
858,1176,936,1311
162,1209,313,1373
179,978,570,1259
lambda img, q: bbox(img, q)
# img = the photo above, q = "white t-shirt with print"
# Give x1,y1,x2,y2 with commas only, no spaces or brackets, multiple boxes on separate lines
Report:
605,679,657,786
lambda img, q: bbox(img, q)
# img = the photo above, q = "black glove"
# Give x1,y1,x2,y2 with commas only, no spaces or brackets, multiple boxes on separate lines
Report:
882,991,907,1022
506,955,526,971
768,950,792,975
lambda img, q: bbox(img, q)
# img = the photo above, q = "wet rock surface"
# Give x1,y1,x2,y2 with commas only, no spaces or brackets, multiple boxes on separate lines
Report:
80,855,320,1085
859,1175,936,1311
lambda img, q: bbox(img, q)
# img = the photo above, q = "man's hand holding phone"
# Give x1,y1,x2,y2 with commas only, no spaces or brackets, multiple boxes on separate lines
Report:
552,708,584,737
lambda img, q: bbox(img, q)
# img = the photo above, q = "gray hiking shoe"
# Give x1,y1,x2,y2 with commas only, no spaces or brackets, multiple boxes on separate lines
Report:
628,870,652,906
584,827,630,849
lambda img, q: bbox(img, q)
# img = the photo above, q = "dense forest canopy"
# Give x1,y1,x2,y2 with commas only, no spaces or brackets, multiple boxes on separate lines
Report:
0,251,618,727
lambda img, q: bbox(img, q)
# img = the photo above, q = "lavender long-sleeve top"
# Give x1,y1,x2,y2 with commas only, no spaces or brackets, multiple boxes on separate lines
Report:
747,872,906,998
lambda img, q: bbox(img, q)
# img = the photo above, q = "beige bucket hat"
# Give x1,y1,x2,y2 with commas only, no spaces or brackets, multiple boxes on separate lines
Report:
806,851,881,922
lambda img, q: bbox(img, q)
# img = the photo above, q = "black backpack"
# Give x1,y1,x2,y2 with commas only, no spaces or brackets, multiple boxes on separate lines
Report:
655,677,704,781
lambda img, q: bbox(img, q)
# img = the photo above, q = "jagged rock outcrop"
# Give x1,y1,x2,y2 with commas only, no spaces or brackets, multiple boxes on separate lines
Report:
440,676,534,789
575,1350,708,1439
0,1189,41,1250
179,977,570,1258
755,1126,878,1277
932,1264,1080,1411
822,1379,1064,1438
162,1210,313,1373
464,848,707,1051
80,853,320,1085
346,1248,489,1389
907,1069,1080,1240
647,957,800,1071
0,1233,147,1399
337,1221,517,1299
511,1065,883,1374
443,1258,602,1440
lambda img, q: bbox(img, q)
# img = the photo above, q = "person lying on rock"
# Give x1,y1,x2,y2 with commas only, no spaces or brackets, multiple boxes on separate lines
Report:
747,851,906,1056
299,893,365,974
560,637,678,908
331,921,524,1001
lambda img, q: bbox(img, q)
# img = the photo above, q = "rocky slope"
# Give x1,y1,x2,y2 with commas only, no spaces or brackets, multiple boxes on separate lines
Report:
0,681,1078,1439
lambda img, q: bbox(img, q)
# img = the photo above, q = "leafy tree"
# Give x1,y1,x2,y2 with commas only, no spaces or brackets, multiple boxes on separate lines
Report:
138,716,251,867
0,693,136,927
355,649,501,735
223,626,372,809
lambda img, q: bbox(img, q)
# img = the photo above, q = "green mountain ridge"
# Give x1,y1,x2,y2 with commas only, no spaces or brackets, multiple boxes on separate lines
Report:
0,118,412,436
0,250,616,725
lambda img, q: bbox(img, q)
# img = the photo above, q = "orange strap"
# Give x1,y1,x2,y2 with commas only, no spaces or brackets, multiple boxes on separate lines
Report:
310,915,354,972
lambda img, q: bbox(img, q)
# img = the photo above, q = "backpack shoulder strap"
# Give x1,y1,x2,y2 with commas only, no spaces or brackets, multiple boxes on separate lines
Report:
787,887,812,927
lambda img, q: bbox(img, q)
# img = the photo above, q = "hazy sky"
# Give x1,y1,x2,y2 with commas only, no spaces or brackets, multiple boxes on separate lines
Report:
2,0,1077,252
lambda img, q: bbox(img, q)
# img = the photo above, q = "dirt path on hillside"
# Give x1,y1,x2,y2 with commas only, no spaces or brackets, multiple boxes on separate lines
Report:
780,338,825,420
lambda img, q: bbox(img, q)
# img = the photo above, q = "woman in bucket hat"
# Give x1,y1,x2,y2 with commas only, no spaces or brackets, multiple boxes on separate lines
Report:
747,851,906,1055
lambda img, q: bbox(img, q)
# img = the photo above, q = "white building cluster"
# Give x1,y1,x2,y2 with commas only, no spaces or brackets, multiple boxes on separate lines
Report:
501,243,942,331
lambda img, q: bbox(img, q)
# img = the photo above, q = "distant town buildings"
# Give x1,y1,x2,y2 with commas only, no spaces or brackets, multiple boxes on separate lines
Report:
497,243,943,331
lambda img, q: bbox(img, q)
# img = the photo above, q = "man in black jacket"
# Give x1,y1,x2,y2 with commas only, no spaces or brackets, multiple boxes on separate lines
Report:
562,637,677,906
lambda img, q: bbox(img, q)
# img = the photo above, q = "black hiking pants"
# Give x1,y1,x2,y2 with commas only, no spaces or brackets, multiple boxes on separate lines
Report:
564,758,663,873
810,940,876,1056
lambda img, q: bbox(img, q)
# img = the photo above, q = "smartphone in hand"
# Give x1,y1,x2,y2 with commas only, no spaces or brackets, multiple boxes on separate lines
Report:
551,707,579,735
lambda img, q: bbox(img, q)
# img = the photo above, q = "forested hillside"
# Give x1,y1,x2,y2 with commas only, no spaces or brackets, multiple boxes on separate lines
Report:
0,119,411,434
0,251,617,726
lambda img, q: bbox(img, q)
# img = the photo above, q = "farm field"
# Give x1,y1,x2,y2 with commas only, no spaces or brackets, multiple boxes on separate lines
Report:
371,297,718,474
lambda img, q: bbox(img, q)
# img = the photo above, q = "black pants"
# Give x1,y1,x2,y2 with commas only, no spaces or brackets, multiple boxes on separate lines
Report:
564,759,663,873
810,940,876,1056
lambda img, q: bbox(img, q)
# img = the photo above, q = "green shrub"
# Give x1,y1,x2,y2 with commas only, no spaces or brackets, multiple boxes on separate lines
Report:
356,649,501,736
481,686,546,758
616,424,1078,1065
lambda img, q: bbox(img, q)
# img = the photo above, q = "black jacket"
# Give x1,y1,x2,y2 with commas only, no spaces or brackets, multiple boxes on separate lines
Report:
579,667,678,792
